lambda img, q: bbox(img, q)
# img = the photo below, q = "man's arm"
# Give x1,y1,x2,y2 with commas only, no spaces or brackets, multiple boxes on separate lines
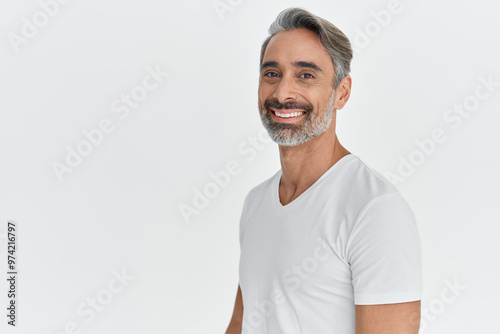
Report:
355,301,421,334
226,285,244,334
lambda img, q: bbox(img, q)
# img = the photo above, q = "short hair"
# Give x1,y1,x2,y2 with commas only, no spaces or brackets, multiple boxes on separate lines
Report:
260,7,353,88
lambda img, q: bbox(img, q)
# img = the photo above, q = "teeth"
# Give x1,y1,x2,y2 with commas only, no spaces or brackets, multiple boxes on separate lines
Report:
275,110,304,118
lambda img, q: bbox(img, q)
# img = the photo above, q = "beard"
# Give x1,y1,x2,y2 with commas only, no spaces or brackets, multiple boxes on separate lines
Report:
258,91,335,146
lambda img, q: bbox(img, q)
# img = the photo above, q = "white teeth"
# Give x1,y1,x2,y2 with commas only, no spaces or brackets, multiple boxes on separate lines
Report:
275,111,305,118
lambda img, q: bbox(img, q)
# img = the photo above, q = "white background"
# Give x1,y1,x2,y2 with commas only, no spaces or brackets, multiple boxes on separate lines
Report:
1,0,499,333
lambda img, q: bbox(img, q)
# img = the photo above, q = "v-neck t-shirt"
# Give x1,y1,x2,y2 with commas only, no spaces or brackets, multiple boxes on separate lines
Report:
238,154,422,333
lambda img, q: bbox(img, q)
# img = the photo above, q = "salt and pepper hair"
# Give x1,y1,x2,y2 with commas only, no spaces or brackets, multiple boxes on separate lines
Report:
260,7,353,88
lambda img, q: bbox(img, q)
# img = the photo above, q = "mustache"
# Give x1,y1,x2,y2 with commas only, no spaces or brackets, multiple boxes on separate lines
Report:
263,99,314,112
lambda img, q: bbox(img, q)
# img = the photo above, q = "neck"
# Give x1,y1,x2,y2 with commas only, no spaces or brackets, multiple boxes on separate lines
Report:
277,126,350,206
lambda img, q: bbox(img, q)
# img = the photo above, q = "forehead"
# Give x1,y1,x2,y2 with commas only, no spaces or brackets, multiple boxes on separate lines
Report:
262,28,333,71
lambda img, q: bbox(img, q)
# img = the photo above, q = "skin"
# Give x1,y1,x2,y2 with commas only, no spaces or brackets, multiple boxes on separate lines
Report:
227,28,420,333
258,28,350,205
226,285,243,333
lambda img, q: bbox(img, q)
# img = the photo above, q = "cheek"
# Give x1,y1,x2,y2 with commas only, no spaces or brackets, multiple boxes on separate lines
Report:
318,90,335,107
258,87,270,106
258,81,276,97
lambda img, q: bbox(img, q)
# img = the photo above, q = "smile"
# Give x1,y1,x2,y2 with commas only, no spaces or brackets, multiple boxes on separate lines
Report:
270,109,306,119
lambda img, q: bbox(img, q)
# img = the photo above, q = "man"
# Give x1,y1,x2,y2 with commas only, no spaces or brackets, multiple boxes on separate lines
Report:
226,7,422,334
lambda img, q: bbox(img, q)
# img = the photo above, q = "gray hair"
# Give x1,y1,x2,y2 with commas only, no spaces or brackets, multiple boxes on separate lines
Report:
260,7,353,88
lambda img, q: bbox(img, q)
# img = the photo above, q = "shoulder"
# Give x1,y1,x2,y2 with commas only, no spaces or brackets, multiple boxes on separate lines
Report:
341,154,400,198
342,156,420,252
322,155,404,216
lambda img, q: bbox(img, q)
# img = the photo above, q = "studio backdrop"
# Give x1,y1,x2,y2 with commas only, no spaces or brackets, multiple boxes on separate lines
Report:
1,0,499,333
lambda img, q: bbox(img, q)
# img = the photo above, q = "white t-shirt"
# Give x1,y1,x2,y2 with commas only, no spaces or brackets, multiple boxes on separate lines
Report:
238,153,422,333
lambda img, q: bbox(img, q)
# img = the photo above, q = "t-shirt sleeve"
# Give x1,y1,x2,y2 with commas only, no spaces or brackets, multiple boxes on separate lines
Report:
346,192,423,305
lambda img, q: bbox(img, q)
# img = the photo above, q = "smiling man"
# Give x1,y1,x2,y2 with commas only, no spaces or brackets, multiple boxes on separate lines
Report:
226,8,422,334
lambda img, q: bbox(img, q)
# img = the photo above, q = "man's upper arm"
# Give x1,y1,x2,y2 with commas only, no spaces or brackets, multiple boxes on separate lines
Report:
355,301,421,333
348,192,423,332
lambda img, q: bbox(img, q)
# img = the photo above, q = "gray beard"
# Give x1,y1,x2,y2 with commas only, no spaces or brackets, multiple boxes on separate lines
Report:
259,92,335,147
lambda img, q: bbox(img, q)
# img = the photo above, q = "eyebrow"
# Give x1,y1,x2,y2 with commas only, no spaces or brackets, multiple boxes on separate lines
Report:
260,61,324,73
260,61,278,72
293,61,323,72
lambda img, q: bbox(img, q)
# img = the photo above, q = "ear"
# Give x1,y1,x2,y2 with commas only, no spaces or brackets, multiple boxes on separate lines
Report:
333,75,352,110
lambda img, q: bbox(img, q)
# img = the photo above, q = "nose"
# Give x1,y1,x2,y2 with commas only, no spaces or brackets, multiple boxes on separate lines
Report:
273,75,298,102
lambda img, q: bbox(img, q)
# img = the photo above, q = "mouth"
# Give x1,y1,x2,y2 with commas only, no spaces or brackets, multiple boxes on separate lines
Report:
269,108,307,120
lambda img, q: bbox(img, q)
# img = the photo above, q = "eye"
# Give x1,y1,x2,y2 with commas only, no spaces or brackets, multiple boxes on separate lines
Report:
264,71,279,78
300,73,314,79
